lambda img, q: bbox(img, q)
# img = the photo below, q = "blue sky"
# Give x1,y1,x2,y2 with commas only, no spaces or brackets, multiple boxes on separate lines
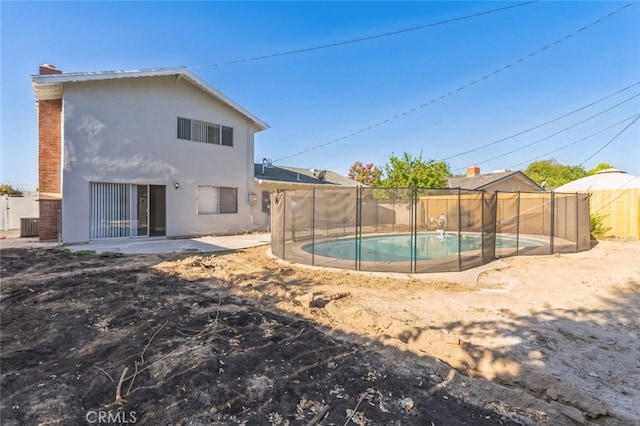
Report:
1,1,639,190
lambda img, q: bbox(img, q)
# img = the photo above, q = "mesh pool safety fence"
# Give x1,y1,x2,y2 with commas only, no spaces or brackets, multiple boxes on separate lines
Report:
271,187,591,273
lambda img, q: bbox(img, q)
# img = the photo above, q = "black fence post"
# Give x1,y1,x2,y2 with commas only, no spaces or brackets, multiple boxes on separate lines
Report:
282,191,287,260
550,191,555,254
481,189,485,248
311,187,316,266
458,188,462,271
411,186,416,274
575,192,579,252
516,192,521,255
481,190,485,264
356,186,361,271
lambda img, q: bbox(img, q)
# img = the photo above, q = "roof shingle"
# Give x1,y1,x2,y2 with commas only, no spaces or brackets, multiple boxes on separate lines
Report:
447,171,543,191
254,164,360,186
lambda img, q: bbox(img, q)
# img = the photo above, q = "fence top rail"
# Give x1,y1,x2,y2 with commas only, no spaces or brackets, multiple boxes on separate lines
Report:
280,187,486,193
278,188,591,194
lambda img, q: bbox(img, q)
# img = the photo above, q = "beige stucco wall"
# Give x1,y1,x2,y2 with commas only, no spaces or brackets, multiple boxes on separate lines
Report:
61,76,264,243
482,174,542,192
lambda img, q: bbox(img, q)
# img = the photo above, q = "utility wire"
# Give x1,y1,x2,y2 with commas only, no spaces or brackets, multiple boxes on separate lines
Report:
578,114,639,166
452,93,640,172
506,113,640,169
440,82,640,162
191,1,539,69
273,2,636,163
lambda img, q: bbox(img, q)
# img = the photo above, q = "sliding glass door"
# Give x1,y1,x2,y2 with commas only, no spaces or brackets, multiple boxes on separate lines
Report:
90,183,165,239
132,184,148,237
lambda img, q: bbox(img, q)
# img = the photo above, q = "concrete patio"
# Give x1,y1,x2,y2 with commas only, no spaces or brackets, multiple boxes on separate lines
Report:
0,230,271,255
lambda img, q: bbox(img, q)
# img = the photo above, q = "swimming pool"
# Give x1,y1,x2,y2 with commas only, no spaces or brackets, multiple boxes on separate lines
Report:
303,233,547,262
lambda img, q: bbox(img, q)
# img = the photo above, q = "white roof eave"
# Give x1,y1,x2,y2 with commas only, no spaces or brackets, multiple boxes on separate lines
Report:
555,172,640,191
31,67,269,131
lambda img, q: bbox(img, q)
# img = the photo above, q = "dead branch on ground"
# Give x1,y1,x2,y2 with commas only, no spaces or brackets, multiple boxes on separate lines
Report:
428,368,456,395
114,367,128,406
126,320,168,396
94,366,115,385
343,391,368,426
306,405,330,426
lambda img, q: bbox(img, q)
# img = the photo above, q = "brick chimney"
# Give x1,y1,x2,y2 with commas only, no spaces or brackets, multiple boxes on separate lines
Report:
39,64,62,75
466,166,480,177
37,64,63,240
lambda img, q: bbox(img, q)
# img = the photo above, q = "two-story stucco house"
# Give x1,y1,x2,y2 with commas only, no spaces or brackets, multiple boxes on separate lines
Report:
32,64,269,243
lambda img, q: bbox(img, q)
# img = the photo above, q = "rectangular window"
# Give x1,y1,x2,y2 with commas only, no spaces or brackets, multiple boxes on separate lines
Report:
198,186,219,214
207,124,220,145
177,117,232,147
177,117,191,140
198,186,237,214
221,126,233,147
219,187,238,213
192,121,208,143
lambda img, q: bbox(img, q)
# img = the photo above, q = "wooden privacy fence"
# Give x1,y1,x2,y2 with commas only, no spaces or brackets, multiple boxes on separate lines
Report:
589,188,640,238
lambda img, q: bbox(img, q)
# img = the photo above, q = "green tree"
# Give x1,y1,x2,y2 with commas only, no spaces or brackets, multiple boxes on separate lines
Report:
380,152,450,188
0,184,23,197
587,163,615,175
524,159,587,188
348,161,382,187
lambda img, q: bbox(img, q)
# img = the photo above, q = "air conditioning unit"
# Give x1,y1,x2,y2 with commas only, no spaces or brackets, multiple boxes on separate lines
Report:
20,217,39,237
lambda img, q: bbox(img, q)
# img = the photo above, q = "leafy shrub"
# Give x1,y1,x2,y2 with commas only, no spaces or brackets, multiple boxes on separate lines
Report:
590,213,612,240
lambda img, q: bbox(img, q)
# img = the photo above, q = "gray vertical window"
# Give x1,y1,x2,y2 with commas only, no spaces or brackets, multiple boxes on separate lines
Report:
177,117,232,147
177,117,191,140
208,124,221,144
221,126,234,147
90,182,131,239
219,187,238,213
191,121,208,143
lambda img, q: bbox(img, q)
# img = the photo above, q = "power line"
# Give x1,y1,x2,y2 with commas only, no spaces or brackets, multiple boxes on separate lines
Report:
440,82,640,167
440,82,640,162
579,114,639,166
191,1,539,69
273,2,636,164
453,93,640,172
506,113,640,169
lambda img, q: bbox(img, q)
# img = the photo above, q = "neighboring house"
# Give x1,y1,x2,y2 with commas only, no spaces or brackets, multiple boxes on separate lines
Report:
447,166,544,192
33,64,269,243
254,163,360,190
556,168,640,238
251,162,361,223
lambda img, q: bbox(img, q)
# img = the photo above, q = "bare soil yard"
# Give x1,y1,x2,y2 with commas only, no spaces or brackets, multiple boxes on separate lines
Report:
1,239,639,425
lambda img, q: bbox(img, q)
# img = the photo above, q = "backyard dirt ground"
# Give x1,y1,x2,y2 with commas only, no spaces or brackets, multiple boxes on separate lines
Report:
1,239,639,425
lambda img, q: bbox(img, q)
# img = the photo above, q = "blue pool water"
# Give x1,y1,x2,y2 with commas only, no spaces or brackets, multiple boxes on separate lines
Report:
303,233,546,262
